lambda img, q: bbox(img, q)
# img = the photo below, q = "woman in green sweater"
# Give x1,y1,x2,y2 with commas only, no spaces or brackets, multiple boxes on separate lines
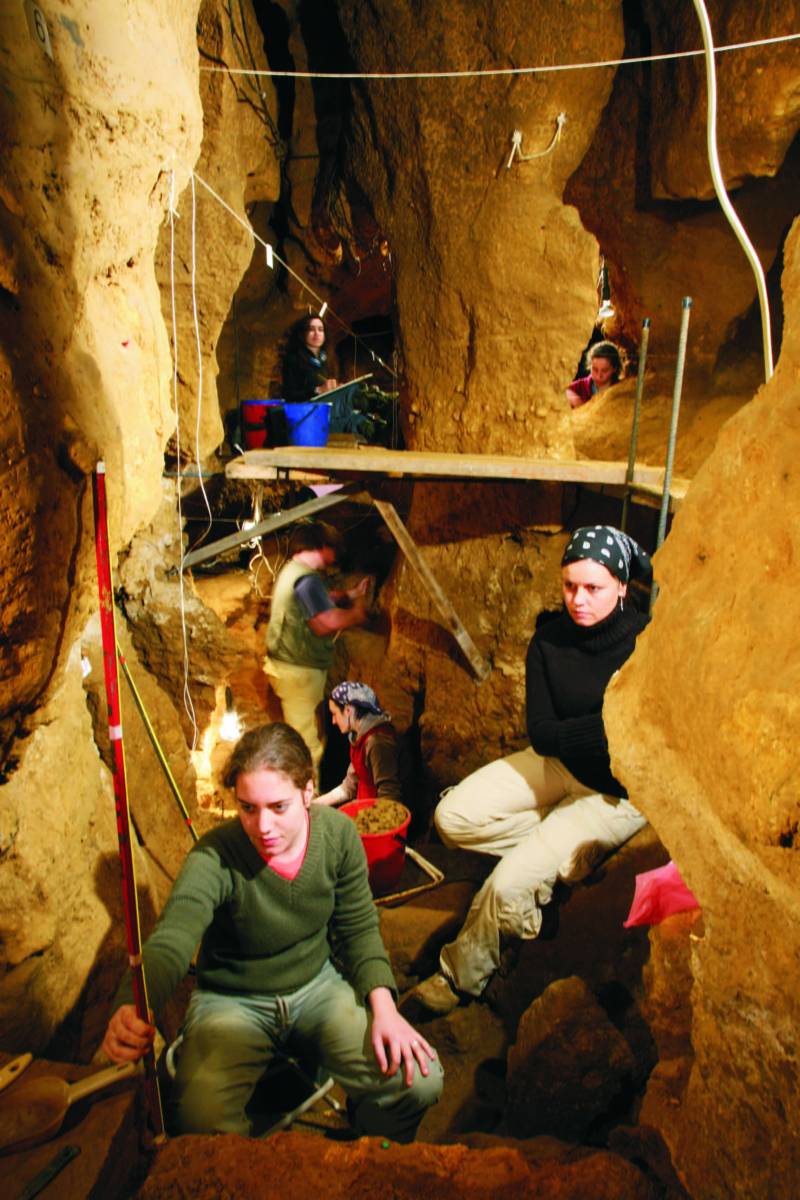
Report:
102,723,442,1141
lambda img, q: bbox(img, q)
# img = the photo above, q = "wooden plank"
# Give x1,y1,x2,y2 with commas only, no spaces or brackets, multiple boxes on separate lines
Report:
182,488,352,570
374,500,491,683
225,445,689,496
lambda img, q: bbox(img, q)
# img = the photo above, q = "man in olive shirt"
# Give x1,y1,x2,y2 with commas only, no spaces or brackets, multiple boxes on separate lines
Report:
265,523,368,777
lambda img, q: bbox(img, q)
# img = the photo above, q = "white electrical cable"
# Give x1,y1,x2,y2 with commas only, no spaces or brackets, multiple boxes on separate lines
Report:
198,31,799,80
508,112,566,167
190,169,397,379
692,0,774,382
169,170,199,750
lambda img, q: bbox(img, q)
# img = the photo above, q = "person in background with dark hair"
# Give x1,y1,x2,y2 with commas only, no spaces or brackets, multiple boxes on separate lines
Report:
315,681,402,807
265,523,369,779
282,314,339,405
101,722,442,1140
566,340,624,409
414,526,652,1014
280,314,391,441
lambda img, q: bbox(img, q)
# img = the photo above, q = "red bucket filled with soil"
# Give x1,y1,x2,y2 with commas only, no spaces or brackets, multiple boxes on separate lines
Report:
340,798,411,895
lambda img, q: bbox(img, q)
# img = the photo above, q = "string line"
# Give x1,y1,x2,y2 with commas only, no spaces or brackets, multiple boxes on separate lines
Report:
190,169,396,379
198,31,800,81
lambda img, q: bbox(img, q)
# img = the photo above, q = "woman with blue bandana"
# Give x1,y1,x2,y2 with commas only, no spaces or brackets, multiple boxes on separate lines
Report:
414,526,653,1014
316,681,402,807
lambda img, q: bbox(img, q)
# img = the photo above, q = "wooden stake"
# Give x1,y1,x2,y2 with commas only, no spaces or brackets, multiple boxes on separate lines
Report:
374,500,491,683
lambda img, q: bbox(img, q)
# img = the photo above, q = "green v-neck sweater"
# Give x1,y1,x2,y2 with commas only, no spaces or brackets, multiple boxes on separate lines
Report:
116,805,395,1014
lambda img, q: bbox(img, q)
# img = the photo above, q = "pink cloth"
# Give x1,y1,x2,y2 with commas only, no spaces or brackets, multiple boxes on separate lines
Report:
259,815,310,880
623,860,700,927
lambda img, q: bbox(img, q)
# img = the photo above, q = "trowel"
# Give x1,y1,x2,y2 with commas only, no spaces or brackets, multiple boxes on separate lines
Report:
0,1062,136,1154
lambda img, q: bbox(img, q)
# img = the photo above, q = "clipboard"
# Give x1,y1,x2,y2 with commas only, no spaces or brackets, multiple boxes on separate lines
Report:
317,372,372,400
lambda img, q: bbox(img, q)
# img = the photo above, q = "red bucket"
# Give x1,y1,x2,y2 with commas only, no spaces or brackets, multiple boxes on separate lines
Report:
340,798,411,895
241,399,282,449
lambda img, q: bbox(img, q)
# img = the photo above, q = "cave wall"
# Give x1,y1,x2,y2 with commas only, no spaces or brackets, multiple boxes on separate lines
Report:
565,0,800,372
338,0,625,458
159,0,280,459
605,214,800,1199
0,0,280,1054
0,0,204,1052
0,1,200,747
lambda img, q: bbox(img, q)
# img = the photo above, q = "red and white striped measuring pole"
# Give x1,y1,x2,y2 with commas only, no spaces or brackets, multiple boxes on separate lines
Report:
92,462,165,1140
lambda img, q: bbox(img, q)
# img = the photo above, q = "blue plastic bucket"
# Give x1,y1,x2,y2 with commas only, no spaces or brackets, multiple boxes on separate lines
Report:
283,401,331,447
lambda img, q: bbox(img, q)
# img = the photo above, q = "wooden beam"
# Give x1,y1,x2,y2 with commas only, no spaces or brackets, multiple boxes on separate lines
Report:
225,445,689,497
373,500,491,683
181,488,352,570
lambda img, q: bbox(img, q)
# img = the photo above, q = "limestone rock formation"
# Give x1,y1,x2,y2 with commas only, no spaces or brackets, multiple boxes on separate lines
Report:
605,217,800,1199
506,975,638,1141
158,0,280,460
0,0,204,1054
137,1129,657,1200
339,1,624,456
0,0,201,747
0,0,278,1055
645,1,800,201
565,2,800,371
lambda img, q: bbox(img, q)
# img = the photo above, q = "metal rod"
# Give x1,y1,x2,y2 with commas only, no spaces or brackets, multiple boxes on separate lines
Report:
651,299,692,611
117,648,199,843
182,486,354,569
621,318,650,532
92,464,166,1140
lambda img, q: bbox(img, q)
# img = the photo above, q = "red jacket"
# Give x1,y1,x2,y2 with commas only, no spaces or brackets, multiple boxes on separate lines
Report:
349,720,399,800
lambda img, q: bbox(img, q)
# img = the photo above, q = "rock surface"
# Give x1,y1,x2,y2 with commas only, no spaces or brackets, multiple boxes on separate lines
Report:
136,1130,657,1200
506,976,638,1141
605,217,800,1198
339,1,623,456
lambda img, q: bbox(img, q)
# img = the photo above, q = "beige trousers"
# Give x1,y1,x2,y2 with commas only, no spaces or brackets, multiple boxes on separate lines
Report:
263,657,328,776
435,747,646,996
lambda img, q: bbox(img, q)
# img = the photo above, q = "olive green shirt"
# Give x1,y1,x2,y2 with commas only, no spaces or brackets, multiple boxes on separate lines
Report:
115,806,396,1013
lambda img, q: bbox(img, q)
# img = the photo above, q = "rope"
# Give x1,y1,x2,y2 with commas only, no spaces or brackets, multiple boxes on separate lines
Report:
197,31,800,80
691,1,774,382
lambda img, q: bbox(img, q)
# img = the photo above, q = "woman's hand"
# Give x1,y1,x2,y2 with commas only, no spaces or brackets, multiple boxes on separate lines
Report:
314,379,339,394
313,785,348,806
368,987,436,1086
101,1005,155,1064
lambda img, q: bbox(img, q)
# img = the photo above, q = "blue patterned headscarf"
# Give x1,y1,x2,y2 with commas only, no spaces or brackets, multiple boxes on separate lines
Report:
330,681,384,715
561,526,652,584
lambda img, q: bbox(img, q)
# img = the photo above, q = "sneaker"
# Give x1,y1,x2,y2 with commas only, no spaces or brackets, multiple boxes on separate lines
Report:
412,972,461,1015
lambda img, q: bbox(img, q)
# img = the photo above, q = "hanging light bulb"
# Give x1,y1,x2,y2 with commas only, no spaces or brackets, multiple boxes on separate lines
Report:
220,686,242,742
597,298,615,321
597,256,614,321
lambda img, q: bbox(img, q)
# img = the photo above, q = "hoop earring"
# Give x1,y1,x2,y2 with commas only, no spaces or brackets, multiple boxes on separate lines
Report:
620,594,624,611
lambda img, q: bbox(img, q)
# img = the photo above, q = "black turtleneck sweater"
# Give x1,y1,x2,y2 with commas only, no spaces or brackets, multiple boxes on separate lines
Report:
525,605,649,797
